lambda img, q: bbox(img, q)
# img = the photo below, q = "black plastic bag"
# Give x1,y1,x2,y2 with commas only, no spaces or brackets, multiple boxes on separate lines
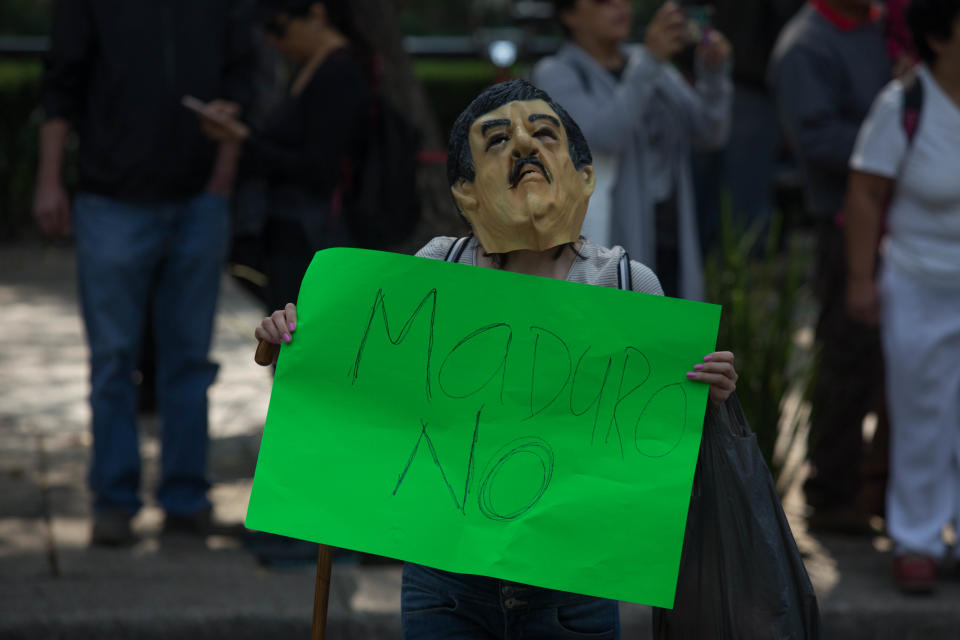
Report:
652,394,822,639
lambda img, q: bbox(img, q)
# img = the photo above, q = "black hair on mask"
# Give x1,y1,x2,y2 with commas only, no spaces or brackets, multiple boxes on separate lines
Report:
446,79,592,187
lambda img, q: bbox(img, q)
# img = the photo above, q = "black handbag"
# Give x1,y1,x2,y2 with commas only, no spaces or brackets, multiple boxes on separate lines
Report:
653,394,822,639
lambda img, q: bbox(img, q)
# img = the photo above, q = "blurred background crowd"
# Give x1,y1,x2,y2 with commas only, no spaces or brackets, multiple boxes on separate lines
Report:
2,0,959,598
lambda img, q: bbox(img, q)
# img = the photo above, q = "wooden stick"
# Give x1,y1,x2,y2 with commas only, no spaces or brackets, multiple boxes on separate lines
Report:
254,339,279,366
312,544,334,640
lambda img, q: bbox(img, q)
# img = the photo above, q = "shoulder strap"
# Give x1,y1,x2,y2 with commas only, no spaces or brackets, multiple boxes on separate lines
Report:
617,251,632,291
901,70,925,145
444,236,470,263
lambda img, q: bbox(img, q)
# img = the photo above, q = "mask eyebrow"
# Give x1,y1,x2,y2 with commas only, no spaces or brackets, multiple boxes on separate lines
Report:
529,113,561,128
480,118,511,135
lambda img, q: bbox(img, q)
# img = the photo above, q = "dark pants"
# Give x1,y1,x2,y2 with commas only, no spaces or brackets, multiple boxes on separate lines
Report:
74,192,229,516
401,563,619,639
804,221,888,512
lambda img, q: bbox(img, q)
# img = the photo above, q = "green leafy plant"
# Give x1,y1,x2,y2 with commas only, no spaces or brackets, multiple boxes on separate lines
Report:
704,209,815,484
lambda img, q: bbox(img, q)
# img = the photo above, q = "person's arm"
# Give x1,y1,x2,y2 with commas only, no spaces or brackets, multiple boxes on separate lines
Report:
844,171,892,325
844,82,905,324
205,140,242,196
660,31,734,151
34,119,72,235
34,0,94,236
770,44,862,173
205,0,255,196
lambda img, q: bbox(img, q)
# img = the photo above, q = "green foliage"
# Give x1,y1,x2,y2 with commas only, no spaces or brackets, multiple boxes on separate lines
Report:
0,0,52,35
0,61,44,241
704,208,814,476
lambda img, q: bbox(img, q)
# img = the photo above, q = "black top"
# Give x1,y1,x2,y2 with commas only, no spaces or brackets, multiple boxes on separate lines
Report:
242,47,373,200
42,0,254,203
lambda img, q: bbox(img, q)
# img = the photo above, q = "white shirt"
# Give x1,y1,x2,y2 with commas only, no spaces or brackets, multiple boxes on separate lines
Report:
850,65,960,284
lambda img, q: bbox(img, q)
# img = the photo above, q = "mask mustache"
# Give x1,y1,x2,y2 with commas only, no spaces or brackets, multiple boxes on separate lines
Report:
509,156,551,188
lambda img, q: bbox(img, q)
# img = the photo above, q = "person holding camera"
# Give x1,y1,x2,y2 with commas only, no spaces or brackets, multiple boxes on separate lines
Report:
531,0,733,301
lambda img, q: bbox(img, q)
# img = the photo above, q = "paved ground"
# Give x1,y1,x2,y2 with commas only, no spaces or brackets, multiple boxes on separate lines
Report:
1,242,958,639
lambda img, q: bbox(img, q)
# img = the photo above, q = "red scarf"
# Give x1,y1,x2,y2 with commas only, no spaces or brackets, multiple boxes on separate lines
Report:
809,0,882,31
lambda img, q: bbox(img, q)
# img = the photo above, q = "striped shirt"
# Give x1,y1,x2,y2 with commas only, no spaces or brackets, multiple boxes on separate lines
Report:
415,236,664,296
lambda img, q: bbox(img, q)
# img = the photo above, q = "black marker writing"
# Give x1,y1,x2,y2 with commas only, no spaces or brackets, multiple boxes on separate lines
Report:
438,323,513,402
352,288,438,399
605,347,651,458
569,346,614,445
633,383,687,458
527,326,572,419
478,437,555,521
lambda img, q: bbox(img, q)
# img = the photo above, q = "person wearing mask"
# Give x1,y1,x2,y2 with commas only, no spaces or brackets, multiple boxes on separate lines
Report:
845,0,960,593
769,0,892,533
33,0,253,546
198,0,373,313
254,79,741,639
530,0,733,301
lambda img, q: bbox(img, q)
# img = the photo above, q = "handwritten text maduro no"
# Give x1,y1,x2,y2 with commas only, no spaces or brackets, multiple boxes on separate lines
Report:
350,288,688,521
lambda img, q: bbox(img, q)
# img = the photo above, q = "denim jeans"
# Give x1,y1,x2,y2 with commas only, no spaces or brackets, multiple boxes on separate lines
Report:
402,563,620,639
74,191,229,516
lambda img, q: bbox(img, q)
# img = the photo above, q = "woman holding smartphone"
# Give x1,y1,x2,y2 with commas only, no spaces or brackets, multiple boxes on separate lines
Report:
530,0,733,301
199,0,373,312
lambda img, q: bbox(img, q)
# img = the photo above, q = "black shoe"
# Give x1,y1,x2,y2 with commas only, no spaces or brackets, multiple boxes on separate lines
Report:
162,507,212,538
91,511,135,547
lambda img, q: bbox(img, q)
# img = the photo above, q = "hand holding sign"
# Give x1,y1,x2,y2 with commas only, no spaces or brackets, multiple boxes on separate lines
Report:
254,303,298,365
256,304,737,404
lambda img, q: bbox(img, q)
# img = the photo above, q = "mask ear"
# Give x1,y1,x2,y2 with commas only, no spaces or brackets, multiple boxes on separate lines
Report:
580,165,596,199
451,178,479,217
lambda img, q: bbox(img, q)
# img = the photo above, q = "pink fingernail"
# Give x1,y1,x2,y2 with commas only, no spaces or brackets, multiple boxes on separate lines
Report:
282,333,291,343
694,364,703,371
686,372,696,379
704,355,713,362
288,322,295,331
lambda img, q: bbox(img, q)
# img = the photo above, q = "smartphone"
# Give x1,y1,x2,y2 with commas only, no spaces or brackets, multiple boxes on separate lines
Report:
682,4,714,43
181,95,231,125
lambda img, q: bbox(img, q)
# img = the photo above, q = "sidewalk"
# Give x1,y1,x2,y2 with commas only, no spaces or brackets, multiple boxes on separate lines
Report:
1,242,957,639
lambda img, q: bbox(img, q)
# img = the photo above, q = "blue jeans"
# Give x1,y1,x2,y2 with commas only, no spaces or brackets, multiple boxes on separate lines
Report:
74,191,229,516
402,563,620,639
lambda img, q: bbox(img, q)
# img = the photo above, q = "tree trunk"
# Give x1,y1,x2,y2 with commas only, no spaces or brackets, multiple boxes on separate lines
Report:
352,0,467,252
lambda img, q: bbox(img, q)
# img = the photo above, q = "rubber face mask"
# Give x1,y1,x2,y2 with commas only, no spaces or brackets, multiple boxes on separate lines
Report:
452,100,595,254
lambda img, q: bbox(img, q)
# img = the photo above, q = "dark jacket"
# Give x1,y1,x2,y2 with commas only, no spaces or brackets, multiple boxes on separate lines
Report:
43,0,253,203
768,5,891,218
242,47,372,201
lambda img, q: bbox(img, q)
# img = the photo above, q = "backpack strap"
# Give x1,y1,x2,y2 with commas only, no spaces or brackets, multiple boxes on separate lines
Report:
901,70,924,145
444,236,470,263
617,250,632,291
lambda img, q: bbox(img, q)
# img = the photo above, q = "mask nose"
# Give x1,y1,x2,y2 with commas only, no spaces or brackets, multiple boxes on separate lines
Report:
511,127,537,159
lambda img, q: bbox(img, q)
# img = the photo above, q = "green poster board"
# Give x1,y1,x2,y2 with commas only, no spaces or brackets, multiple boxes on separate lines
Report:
246,248,721,608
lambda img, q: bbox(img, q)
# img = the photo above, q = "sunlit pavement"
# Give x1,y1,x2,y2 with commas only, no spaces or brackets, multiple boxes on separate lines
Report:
1,242,958,639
